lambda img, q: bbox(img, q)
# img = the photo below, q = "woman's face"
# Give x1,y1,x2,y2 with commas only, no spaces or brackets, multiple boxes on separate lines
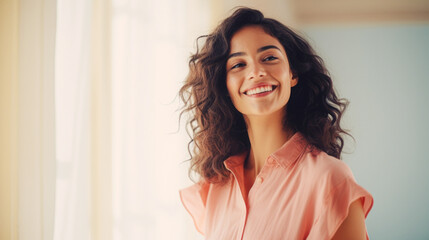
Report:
226,25,297,119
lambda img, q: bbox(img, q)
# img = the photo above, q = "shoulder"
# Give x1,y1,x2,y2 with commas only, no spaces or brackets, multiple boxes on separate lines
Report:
301,148,374,239
179,181,212,235
300,147,355,188
298,146,373,216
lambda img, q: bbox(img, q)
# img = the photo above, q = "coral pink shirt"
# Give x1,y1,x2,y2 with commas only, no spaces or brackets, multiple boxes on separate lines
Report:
180,132,373,240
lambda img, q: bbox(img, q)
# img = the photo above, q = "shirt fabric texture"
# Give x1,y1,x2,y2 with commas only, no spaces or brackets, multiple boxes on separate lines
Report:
180,132,374,240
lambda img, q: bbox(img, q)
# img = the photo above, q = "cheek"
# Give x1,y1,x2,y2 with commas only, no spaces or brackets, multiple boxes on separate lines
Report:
275,67,292,81
226,76,241,109
277,71,294,89
226,75,240,96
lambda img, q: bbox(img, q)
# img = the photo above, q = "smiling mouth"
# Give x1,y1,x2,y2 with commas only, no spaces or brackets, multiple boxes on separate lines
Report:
244,85,277,96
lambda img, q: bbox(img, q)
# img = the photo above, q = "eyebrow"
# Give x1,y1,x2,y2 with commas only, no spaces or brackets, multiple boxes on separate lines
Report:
227,45,281,60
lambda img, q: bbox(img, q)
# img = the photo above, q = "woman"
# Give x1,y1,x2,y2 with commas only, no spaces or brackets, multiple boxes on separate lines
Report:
179,7,373,239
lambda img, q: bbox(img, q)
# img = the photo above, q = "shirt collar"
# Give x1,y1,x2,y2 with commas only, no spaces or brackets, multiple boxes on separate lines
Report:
270,132,308,169
223,152,247,169
223,132,308,169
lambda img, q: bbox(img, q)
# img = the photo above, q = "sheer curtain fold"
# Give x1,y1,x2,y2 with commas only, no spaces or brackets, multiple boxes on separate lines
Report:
0,0,19,239
54,0,92,239
1,0,58,239
90,0,113,239
55,0,112,239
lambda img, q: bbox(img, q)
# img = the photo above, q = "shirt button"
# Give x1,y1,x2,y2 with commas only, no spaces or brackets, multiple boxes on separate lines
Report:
256,176,263,184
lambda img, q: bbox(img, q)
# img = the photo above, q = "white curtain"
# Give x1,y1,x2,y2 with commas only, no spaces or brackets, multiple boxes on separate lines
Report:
1,0,210,239
110,0,208,238
55,0,209,239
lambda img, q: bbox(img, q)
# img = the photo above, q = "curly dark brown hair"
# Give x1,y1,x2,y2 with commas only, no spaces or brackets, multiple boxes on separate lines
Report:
180,7,350,183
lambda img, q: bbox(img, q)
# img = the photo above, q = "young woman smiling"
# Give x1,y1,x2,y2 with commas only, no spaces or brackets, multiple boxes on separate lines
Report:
179,7,373,240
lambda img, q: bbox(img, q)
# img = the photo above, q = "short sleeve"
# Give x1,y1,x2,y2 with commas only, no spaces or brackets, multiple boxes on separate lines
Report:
179,182,210,235
307,168,374,240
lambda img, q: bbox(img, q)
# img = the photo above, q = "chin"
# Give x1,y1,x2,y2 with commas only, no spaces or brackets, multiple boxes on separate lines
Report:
244,107,285,118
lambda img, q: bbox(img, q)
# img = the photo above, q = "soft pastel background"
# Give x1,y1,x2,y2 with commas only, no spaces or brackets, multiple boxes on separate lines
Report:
1,0,428,239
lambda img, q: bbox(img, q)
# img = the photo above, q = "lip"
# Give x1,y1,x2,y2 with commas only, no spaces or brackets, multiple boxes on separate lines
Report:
243,84,278,97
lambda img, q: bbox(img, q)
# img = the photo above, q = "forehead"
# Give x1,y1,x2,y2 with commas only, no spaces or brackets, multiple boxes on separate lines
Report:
229,25,284,53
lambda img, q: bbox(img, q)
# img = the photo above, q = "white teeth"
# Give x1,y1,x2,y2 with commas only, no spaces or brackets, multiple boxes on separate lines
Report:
246,86,273,95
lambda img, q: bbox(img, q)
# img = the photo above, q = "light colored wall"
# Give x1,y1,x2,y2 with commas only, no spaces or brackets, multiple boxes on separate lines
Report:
303,24,429,239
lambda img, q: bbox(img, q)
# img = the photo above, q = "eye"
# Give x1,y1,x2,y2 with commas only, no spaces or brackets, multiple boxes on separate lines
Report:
263,56,278,62
230,62,246,70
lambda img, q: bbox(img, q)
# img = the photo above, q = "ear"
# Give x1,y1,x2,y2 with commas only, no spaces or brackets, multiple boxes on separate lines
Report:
291,74,298,87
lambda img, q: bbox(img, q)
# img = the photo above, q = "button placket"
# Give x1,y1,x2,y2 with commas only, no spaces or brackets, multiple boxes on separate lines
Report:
253,169,266,189
254,156,275,187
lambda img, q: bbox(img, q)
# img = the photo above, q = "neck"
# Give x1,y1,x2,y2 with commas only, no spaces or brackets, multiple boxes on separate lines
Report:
244,110,294,176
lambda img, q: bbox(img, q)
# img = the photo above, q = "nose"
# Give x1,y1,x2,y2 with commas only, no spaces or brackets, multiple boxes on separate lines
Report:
247,62,266,80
